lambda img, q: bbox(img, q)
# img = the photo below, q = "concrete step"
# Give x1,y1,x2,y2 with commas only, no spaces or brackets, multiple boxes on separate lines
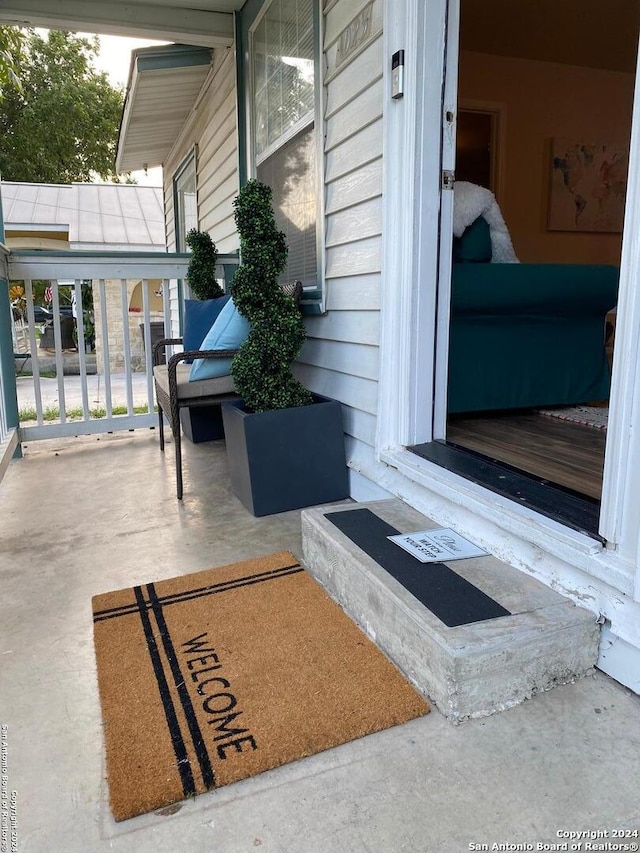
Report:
301,499,599,722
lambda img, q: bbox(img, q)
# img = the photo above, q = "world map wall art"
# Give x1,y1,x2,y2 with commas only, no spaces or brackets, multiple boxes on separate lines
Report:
548,138,628,233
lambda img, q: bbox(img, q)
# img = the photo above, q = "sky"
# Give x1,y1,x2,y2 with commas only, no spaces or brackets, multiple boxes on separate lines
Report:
91,34,168,186
92,34,167,88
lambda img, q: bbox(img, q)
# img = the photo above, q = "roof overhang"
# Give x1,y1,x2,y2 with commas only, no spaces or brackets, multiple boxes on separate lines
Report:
0,1,240,47
116,44,213,173
6,223,69,234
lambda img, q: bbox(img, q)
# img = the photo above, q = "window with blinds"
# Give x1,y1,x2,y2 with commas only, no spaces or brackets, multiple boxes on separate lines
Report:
173,149,197,252
251,0,317,288
173,148,197,325
256,124,316,285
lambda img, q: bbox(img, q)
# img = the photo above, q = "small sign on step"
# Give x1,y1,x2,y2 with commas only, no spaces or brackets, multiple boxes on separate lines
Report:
388,528,489,563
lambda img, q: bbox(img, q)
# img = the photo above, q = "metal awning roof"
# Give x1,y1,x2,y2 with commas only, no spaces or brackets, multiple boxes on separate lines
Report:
1,181,166,250
116,44,213,174
0,1,242,47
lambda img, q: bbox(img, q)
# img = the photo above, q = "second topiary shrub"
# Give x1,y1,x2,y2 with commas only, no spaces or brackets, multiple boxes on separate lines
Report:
230,179,313,413
185,229,224,300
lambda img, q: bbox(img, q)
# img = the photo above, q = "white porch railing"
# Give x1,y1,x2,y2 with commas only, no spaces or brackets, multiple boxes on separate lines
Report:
7,250,238,442
1,248,20,480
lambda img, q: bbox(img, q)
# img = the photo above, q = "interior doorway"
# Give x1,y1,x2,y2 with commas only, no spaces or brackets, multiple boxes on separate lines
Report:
455,109,497,192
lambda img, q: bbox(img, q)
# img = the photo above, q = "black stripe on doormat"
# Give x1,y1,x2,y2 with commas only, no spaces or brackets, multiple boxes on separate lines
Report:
325,509,510,628
94,564,303,623
133,585,196,798
146,583,215,791
160,567,304,612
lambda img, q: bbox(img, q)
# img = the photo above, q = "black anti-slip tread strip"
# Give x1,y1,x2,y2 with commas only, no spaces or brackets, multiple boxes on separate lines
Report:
134,585,196,798
325,508,510,628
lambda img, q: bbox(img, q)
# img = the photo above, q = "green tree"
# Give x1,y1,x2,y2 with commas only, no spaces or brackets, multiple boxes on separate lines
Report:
0,26,25,98
0,29,129,183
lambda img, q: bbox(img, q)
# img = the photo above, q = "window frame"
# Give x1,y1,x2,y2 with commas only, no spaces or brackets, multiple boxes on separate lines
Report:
172,146,198,330
238,0,325,314
172,146,198,256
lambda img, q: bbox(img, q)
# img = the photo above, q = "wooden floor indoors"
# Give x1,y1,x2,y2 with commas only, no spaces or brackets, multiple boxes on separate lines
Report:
447,411,606,500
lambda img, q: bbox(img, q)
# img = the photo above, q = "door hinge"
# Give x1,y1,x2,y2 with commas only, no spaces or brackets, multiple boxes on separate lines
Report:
442,170,455,190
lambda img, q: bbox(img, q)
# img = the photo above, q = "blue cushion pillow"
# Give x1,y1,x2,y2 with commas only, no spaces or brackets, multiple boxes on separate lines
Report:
453,216,492,263
189,298,250,381
182,296,230,363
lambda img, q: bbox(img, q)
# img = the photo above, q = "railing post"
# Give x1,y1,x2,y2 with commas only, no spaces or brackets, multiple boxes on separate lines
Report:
0,276,21,458
0,179,20,460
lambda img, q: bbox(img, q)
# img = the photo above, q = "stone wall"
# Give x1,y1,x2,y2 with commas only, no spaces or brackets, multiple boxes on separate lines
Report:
93,279,164,374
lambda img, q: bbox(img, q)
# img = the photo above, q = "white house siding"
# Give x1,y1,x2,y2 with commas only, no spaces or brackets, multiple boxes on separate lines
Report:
195,49,239,255
295,0,384,473
163,46,239,334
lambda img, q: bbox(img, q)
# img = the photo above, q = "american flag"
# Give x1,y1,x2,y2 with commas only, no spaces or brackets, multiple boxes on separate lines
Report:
44,284,53,304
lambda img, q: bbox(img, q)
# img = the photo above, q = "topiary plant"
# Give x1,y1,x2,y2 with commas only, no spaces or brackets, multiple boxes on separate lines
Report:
230,179,313,413
185,229,224,300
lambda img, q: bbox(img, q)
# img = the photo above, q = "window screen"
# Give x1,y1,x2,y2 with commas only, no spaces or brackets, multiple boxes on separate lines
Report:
253,0,314,161
257,123,317,286
173,149,197,325
251,0,318,289
174,151,197,252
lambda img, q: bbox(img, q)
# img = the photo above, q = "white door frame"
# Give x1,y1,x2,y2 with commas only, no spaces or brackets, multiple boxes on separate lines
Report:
432,0,460,439
379,0,640,606
377,0,448,452
600,57,640,594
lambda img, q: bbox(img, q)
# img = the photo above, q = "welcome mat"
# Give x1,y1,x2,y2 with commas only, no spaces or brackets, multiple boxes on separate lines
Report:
92,551,429,821
537,405,608,430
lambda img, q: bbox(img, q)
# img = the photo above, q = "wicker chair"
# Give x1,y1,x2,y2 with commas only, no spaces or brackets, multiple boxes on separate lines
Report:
153,281,303,500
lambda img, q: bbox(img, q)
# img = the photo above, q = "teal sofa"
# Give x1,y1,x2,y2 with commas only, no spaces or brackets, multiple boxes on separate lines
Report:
448,218,619,414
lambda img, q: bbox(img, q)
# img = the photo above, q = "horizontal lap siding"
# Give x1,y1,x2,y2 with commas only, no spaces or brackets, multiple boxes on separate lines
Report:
163,48,239,334
197,51,240,254
305,0,383,451
163,48,239,257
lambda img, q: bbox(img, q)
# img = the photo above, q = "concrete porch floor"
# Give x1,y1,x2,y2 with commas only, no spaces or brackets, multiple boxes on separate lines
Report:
0,429,639,852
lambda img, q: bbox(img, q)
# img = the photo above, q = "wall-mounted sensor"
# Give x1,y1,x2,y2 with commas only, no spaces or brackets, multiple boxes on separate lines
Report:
391,50,404,99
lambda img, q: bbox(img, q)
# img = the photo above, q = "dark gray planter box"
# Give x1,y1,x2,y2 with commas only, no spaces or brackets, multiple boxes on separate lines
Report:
180,404,226,444
221,394,349,516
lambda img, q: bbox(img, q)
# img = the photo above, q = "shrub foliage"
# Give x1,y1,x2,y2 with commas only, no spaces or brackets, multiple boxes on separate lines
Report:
231,179,313,413
185,229,224,300
0,30,126,183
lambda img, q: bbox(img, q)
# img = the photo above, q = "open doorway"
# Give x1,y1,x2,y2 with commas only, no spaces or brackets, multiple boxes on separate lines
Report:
439,0,638,511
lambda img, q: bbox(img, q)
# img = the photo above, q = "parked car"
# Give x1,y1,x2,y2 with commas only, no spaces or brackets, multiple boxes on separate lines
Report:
31,305,53,323
30,305,75,324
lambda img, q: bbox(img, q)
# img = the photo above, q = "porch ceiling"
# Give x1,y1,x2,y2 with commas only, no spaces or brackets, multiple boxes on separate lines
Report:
0,0,242,47
116,44,213,174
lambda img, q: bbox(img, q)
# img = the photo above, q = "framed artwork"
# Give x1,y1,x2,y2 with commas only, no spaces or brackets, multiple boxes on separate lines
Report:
548,139,628,232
